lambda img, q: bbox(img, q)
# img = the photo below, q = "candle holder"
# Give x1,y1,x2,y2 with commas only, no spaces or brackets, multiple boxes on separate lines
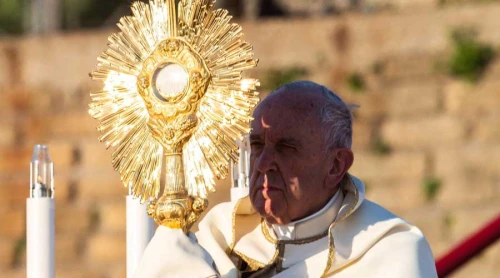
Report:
231,135,251,201
89,0,259,233
27,145,55,278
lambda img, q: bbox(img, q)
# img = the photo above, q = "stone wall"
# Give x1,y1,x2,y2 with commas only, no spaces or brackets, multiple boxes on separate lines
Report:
1,2,500,277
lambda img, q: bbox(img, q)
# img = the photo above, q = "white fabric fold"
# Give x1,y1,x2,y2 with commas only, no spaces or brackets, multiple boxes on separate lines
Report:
133,227,219,278
135,175,438,278
272,189,343,240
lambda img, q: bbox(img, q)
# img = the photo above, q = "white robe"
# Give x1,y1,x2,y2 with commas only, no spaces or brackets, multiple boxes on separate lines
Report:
135,175,438,278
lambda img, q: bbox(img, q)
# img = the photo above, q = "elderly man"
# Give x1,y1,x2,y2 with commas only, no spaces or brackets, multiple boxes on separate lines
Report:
135,81,438,277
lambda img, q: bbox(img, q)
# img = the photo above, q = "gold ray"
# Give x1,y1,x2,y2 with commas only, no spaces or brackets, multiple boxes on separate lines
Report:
89,0,259,232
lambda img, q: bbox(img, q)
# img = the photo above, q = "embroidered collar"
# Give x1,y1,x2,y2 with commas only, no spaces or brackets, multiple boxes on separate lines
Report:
269,189,344,241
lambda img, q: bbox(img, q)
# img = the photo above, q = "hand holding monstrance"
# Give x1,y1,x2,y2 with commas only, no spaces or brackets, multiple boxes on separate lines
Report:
89,0,259,232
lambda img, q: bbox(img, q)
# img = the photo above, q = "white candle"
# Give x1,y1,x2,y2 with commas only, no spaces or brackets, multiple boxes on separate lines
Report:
126,190,155,278
231,135,251,201
27,145,55,278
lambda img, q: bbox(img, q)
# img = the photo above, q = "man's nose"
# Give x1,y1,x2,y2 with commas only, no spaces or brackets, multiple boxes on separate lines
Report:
255,146,277,173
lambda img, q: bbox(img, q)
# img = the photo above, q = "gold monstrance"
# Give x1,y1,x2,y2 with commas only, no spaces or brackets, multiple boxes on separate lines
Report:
89,0,259,232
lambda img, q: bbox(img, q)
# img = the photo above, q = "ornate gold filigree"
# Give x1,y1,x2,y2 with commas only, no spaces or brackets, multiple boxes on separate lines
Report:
321,176,359,277
89,0,259,231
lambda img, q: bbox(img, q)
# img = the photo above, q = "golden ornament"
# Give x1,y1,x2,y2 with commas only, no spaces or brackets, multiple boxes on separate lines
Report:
89,0,259,232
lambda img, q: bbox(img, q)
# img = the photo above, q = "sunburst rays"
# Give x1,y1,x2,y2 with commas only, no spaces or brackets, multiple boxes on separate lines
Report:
89,0,259,202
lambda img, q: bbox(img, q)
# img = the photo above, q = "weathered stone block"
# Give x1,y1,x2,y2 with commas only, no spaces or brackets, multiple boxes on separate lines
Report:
342,92,387,120
272,0,333,15
387,80,441,117
364,0,437,10
56,265,103,278
80,142,114,169
0,209,24,239
352,120,373,151
0,44,11,87
486,242,500,266
473,117,500,144
19,32,108,96
49,112,99,140
46,142,74,170
383,52,440,81
351,151,426,181
483,57,500,79
55,203,91,235
364,178,427,213
0,122,15,147
55,236,81,265
436,175,495,209
0,269,25,278
21,117,53,146
435,145,500,179
0,181,29,207
100,201,126,233
447,220,500,278
444,80,500,117
109,264,127,278
451,259,499,278
53,175,72,203
471,81,500,117
86,232,126,264
78,170,127,200
443,79,470,114
451,205,499,243
0,147,32,172
0,239,13,268
381,115,465,149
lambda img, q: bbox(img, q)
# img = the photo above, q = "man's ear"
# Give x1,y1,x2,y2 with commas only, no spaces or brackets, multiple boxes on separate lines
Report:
326,148,354,189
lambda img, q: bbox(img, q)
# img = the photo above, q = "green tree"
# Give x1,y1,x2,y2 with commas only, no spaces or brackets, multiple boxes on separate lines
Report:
448,27,495,82
63,0,93,29
262,67,309,91
0,0,23,34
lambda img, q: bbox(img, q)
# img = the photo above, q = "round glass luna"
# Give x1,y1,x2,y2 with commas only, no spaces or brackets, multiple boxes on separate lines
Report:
152,63,189,102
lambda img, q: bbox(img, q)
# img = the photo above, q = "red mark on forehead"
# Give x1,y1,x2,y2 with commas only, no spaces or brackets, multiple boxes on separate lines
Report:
261,117,271,129
250,114,277,144
259,116,275,143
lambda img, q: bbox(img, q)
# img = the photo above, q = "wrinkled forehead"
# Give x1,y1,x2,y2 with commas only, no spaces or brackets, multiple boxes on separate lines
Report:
250,92,323,138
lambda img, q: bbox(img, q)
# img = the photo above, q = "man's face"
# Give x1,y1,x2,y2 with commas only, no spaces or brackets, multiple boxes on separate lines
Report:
249,94,332,225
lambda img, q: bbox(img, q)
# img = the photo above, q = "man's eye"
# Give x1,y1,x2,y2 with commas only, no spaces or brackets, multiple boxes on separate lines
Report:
277,144,296,152
250,142,263,148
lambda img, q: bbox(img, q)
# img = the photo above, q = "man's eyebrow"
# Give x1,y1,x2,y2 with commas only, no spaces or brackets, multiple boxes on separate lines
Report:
276,137,301,147
249,134,261,141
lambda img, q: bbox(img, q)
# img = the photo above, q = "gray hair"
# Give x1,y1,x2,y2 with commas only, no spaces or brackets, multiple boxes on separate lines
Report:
319,86,355,151
276,81,355,151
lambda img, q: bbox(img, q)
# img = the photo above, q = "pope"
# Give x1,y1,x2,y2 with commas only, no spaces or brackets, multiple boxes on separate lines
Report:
134,81,438,278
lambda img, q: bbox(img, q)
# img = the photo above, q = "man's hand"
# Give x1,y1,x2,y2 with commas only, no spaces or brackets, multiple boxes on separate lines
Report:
134,226,219,278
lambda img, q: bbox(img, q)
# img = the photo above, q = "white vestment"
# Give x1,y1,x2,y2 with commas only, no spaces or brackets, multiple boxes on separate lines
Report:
135,175,438,278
